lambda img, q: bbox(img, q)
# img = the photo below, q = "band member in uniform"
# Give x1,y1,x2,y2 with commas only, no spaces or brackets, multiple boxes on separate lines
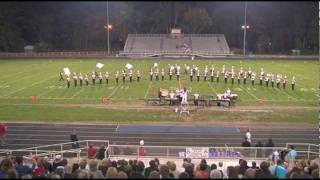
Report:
239,67,244,77
204,66,208,81
210,65,215,77
122,70,126,83
59,72,64,81
84,74,89,86
169,68,172,80
137,70,141,82
210,68,214,82
259,74,263,86
155,68,159,81
265,75,269,87
260,68,265,77
161,68,165,81
224,71,228,84
73,72,78,87
115,71,119,84
150,68,153,81
99,72,103,84
194,93,200,107
190,69,193,82
291,76,295,90
66,75,70,88
231,72,235,84
251,73,255,86
129,69,133,82
222,65,226,75
79,73,83,86
91,72,96,85
216,71,219,83
197,69,200,82
237,72,241,84
243,72,247,85
271,74,274,88
176,69,180,81
283,75,287,89
248,67,252,78
105,71,109,85
276,75,281,88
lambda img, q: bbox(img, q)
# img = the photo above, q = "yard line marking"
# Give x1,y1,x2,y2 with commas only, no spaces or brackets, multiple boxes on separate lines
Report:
207,82,218,95
239,86,258,100
109,85,121,98
70,89,84,99
274,87,298,100
1,75,56,97
144,82,152,99
37,88,57,98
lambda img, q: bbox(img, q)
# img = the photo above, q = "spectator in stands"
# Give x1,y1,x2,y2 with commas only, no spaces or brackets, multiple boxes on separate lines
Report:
244,168,256,179
71,163,80,174
52,155,63,172
167,161,180,178
285,145,297,168
5,168,17,179
87,144,97,159
200,159,210,173
54,166,65,179
73,169,89,179
210,169,222,179
105,167,118,178
79,159,89,172
197,162,209,178
14,156,31,178
117,171,128,179
98,158,111,176
226,166,238,179
32,157,47,177
96,144,107,160
130,161,145,178
88,159,104,178
255,161,275,179
210,163,217,171
184,163,194,178
251,161,259,170
239,160,249,175
63,165,72,179
274,159,287,179
149,170,160,178
144,160,158,177
0,158,13,178
179,172,190,179
159,164,170,178
217,161,226,178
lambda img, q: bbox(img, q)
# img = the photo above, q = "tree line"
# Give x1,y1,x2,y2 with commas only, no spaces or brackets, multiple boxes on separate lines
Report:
0,1,318,54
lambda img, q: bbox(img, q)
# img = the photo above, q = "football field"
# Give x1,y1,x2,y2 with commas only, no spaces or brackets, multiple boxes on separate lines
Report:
0,58,317,124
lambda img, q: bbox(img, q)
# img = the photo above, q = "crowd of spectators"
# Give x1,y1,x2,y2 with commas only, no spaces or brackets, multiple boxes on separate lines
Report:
0,153,319,179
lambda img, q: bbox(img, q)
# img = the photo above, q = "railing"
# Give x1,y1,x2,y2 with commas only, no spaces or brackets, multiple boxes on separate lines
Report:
285,143,320,160
0,51,118,58
0,140,109,160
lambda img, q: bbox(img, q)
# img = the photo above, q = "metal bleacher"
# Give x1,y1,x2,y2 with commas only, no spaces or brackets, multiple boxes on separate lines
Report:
120,33,232,58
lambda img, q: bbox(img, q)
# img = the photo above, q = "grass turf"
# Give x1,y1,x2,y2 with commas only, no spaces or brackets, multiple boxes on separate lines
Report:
0,58,317,124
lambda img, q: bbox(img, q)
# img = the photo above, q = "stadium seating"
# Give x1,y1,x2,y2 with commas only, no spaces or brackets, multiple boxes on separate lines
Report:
121,34,232,57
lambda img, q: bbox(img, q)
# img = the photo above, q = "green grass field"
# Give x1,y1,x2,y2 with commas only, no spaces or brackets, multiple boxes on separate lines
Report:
0,58,318,124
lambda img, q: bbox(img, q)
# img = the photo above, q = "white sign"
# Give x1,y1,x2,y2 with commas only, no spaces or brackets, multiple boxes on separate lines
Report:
186,147,209,158
125,63,133,69
63,67,71,76
96,62,104,69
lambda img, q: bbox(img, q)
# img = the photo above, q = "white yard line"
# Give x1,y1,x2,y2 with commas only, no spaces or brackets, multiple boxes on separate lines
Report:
37,88,57,98
70,89,84,99
144,82,152,99
239,86,258,100
1,75,56,97
109,85,121,98
207,82,218,95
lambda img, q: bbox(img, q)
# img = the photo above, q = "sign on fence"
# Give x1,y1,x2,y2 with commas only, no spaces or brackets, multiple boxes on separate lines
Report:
186,147,209,158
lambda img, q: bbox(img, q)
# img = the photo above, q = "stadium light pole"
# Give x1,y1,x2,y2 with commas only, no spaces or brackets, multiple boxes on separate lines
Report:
243,1,247,57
